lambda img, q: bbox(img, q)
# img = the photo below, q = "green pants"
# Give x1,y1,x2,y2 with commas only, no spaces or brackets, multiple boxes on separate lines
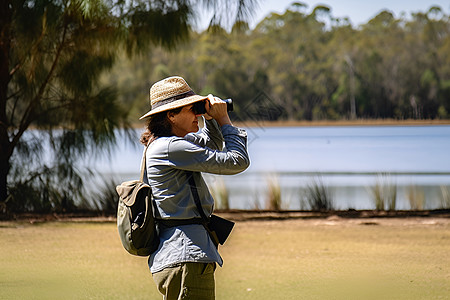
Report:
152,262,216,300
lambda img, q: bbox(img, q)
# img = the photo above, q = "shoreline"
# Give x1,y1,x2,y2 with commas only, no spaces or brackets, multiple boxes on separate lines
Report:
129,118,450,129
3,209,449,223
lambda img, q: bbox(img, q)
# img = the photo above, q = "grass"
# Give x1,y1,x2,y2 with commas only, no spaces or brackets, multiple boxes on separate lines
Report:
1,218,449,299
441,186,450,208
407,185,425,210
303,176,334,211
210,177,230,211
266,174,282,211
369,174,397,211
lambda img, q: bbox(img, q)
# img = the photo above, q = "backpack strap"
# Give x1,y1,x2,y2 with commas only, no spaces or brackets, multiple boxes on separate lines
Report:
140,143,150,182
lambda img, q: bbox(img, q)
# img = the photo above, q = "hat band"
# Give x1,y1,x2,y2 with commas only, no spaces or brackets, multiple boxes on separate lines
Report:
151,90,196,110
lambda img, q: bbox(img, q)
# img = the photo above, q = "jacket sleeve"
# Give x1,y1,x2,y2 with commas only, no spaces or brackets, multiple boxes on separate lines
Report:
167,125,250,175
184,118,224,151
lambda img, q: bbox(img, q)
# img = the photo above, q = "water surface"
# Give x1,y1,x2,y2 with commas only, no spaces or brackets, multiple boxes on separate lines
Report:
99,125,450,210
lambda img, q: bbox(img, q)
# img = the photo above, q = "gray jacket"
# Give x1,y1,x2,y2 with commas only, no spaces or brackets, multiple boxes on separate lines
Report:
145,119,249,273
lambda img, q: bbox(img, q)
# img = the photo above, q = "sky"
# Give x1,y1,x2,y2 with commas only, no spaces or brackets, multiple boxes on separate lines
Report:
196,0,450,30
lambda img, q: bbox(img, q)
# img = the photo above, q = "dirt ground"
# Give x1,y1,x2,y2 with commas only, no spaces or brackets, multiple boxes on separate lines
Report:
5,209,450,227
1,209,449,300
243,214,450,227
220,210,450,228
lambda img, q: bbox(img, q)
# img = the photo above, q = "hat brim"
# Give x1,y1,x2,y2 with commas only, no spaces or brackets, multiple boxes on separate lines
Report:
139,94,208,120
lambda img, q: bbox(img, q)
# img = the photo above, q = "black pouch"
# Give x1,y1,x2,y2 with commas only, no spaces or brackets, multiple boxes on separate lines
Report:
207,214,235,246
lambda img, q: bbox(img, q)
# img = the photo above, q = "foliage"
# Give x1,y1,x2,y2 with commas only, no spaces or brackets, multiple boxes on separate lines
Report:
106,4,450,122
8,163,84,213
210,177,230,211
439,186,450,209
369,173,397,211
303,175,334,211
89,178,120,214
0,0,258,213
407,185,425,210
266,174,282,211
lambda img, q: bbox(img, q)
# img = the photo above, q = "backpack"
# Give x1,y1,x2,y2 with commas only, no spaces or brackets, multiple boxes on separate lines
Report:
116,145,159,256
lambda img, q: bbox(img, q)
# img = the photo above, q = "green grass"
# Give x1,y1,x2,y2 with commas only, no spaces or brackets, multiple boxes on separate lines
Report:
303,176,334,211
1,219,449,299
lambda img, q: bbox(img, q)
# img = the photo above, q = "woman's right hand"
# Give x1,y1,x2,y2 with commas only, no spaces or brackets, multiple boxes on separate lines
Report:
206,94,232,126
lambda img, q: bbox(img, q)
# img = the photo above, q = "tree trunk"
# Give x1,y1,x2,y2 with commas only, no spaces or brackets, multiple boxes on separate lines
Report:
0,152,10,203
0,1,12,202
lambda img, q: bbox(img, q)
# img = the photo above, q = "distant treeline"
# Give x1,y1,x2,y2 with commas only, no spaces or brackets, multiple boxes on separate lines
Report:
105,3,450,121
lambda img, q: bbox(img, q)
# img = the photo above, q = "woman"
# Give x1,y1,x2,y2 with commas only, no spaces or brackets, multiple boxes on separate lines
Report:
139,76,250,300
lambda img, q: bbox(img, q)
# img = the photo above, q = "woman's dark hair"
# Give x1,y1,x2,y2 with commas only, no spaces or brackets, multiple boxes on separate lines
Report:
140,107,183,145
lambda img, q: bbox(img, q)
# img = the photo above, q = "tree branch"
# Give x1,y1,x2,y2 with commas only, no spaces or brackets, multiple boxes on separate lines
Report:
12,19,69,149
10,8,48,78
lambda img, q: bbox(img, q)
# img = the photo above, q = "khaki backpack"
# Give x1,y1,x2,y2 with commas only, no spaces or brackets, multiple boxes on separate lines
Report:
116,145,159,256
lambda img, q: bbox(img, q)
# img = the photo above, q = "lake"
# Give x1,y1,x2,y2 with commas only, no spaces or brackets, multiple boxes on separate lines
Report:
98,125,450,210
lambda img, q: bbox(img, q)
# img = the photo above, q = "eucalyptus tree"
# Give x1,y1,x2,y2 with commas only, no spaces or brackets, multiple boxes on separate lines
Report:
354,7,450,119
0,0,258,212
253,3,336,120
404,7,450,119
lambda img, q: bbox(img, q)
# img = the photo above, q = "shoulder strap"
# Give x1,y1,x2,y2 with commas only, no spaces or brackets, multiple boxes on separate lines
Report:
186,171,210,224
140,144,150,182
140,142,161,219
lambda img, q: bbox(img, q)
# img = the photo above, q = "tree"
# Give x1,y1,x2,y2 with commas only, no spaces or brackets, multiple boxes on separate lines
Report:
95,4,450,125
0,0,258,212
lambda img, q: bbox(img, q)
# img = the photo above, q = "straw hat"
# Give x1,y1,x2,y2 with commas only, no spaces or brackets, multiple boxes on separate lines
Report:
139,76,208,120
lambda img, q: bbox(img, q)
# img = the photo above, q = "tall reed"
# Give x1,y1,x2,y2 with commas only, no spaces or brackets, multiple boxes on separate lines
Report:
303,175,334,211
266,174,282,211
440,186,450,209
407,185,425,210
210,177,230,211
369,173,397,211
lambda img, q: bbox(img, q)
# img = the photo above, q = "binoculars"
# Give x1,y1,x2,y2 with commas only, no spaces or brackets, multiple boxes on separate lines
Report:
193,98,233,115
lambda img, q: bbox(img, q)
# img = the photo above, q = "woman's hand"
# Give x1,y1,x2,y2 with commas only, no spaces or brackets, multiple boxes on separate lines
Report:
205,94,232,126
